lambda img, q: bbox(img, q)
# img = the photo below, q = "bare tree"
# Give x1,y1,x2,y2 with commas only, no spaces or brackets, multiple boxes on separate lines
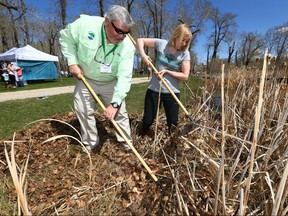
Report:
0,0,18,10
175,0,212,45
99,0,104,17
19,0,30,44
225,30,238,64
227,41,235,64
59,0,67,27
144,0,168,39
0,0,31,49
84,0,104,16
0,14,9,51
7,6,20,47
0,0,19,49
208,8,237,59
117,0,136,13
239,31,264,67
265,23,288,66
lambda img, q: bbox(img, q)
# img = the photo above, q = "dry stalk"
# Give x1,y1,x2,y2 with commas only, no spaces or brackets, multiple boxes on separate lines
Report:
181,136,219,169
283,205,288,216
187,121,271,150
243,49,268,214
192,90,213,118
185,158,201,192
4,133,31,215
239,188,244,215
26,118,82,140
161,148,189,216
214,64,227,215
264,172,275,203
74,153,81,168
226,142,244,195
154,80,163,142
271,159,288,215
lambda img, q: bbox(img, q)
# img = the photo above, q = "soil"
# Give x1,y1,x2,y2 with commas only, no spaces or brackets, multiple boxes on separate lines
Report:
0,111,214,215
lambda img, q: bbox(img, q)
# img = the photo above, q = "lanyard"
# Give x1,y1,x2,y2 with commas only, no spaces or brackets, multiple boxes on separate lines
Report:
101,22,118,59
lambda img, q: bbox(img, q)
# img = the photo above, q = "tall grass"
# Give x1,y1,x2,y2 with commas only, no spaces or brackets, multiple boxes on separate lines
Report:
1,64,288,215
132,59,288,215
175,65,288,215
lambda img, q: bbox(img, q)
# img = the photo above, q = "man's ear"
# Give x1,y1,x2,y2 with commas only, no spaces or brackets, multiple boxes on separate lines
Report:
104,17,109,27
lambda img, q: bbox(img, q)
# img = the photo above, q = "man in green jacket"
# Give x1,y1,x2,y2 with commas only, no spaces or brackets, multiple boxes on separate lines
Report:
59,5,135,151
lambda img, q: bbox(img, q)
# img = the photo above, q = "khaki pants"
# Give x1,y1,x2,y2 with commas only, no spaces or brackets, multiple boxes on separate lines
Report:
74,79,131,149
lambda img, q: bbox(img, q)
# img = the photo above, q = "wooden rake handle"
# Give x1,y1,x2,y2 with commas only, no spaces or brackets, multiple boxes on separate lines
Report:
80,75,158,183
128,33,192,120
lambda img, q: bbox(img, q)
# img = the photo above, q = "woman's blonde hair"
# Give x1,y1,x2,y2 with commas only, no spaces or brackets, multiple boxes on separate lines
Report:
168,24,192,51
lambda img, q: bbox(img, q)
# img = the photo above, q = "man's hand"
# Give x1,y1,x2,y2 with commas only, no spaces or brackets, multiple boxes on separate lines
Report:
68,64,83,79
104,104,118,120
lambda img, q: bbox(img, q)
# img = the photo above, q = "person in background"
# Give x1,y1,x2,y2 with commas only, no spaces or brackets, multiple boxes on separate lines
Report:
2,70,10,87
1,62,8,84
6,62,17,88
136,24,192,138
15,67,24,87
59,5,135,151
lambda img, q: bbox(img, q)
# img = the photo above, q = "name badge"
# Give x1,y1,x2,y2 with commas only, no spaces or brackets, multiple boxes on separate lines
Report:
100,64,112,73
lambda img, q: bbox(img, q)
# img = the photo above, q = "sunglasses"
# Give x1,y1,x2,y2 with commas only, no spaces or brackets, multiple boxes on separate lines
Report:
94,45,115,66
111,21,130,35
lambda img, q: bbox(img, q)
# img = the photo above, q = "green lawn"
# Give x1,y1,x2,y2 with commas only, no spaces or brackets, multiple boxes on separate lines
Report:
0,74,150,93
0,76,204,140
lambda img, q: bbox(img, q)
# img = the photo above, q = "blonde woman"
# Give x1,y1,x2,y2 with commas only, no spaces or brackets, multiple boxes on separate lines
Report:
137,24,192,136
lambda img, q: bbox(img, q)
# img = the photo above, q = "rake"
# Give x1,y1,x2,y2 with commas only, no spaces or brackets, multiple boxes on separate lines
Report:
80,75,159,184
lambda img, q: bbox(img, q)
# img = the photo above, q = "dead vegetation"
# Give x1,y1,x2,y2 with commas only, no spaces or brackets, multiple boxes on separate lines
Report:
0,64,288,215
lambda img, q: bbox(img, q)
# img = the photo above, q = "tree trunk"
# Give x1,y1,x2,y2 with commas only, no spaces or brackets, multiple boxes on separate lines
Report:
7,8,19,47
60,0,67,28
99,0,104,17
20,0,30,44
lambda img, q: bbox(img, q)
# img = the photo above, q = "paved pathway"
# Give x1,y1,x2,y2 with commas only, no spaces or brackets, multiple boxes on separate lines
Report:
0,77,150,102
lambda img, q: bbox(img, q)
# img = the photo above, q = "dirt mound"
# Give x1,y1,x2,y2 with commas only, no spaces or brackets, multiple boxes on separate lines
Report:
1,112,212,215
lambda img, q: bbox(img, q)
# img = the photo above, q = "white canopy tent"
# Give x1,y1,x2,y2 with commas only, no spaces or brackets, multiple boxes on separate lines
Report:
0,45,58,62
0,45,59,80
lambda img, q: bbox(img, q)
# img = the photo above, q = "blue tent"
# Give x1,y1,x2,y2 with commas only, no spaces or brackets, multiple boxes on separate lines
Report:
0,45,59,80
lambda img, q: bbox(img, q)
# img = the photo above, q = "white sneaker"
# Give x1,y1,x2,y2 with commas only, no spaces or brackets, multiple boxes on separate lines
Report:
85,145,97,151
84,140,99,152
119,142,131,152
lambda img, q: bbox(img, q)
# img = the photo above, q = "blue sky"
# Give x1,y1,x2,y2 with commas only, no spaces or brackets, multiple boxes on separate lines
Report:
213,0,287,33
195,0,288,62
27,0,288,62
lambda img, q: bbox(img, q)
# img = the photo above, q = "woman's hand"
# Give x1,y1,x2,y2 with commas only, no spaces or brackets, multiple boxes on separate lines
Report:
142,54,152,65
156,69,169,79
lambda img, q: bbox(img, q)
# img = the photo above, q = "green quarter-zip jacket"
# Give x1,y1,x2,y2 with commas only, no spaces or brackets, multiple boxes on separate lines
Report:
59,15,135,105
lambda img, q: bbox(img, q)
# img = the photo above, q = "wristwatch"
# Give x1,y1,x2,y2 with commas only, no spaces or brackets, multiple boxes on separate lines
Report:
111,102,120,109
